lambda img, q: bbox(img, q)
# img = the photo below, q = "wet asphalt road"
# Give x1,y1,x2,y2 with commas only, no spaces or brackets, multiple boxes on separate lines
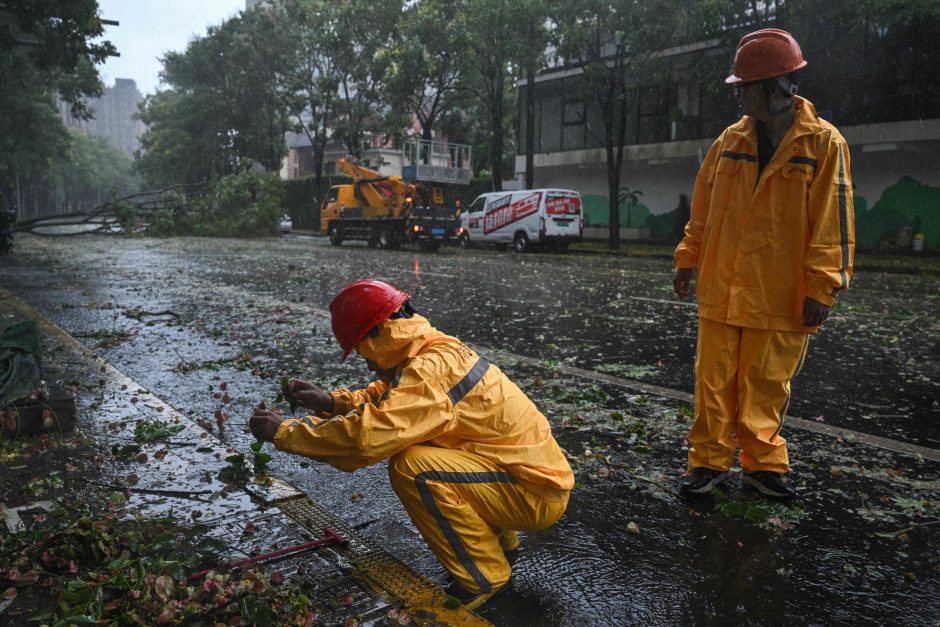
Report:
1,234,938,625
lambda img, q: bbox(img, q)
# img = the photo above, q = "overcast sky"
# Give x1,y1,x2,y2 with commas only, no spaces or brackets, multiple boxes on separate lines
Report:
95,0,246,96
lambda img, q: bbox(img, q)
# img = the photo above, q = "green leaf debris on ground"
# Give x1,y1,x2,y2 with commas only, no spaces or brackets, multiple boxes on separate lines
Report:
0,500,318,626
133,419,185,443
713,489,807,528
595,363,658,379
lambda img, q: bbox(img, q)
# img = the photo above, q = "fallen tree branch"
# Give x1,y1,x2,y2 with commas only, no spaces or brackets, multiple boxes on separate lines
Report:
122,309,181,321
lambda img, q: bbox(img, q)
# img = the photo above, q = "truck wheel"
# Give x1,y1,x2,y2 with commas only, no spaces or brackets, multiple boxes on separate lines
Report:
378,228,400,250
419,240,442,251
328,223,344,246
513,232,529,253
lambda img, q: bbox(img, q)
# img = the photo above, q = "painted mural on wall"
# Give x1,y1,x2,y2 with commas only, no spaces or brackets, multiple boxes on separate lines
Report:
583,176,940,252
855,177,939,252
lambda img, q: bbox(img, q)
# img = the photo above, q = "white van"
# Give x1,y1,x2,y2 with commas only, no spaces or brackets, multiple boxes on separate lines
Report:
460,189,582,252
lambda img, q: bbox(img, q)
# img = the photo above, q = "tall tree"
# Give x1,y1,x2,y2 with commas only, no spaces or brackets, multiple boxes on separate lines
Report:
455,0,529,191
0,0,115,200
33,128,140,216
136,11,292,186
279,0,341,187
553,0,700,250
386,0,463,142
518,1,553,189
323,0,402,158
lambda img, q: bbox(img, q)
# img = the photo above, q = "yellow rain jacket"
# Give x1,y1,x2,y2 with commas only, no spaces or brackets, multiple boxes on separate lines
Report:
675,97,855,332
273,314,574,498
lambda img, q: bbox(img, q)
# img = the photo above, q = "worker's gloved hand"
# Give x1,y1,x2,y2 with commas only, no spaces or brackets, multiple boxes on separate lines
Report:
802,297,830,327
673,267,694,299
288,379,334,414
249,401,283,443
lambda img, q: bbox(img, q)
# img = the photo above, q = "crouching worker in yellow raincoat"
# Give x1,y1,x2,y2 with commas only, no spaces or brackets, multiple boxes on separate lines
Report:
248,279,573,609
674,29,854,498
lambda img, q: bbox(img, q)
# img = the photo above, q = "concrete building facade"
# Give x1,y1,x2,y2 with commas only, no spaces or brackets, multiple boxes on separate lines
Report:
59,78,145,158
514,23,940,250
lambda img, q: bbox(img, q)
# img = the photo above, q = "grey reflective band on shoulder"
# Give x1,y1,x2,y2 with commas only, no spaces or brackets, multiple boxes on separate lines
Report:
788,156,818,168
414,469,517,593
720,150,757,162
447,358,490,405
373,371,401,408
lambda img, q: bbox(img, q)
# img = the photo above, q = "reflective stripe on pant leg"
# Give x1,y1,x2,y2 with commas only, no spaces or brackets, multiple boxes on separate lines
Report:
771,334,809,441
414,469,517,594
389,446,530,594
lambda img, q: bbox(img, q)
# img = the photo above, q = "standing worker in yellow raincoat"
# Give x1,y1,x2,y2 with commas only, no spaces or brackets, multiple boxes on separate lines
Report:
249,279,573,609
674,29,854,497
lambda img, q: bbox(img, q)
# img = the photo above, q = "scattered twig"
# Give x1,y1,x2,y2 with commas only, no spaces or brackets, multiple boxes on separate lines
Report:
78,478,215,501
123,309,181,321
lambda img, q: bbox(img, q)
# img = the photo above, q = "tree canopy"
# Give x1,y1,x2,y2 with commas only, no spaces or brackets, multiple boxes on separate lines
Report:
0,0,116,192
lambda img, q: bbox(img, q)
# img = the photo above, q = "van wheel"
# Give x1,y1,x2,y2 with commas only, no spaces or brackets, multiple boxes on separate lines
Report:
513,232,529,253
458,234,471,249
328,223,343,246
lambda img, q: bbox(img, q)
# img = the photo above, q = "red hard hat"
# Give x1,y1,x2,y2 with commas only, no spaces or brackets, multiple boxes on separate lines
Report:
330,279,409,361
725,28,807,84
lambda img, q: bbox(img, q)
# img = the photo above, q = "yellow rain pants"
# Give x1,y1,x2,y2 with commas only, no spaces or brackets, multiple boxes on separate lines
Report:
688,317,809,474
272,314,573,591
389,445,568,595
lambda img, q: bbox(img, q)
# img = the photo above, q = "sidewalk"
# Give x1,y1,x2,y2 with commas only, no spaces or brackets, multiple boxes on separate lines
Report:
0,289,486,626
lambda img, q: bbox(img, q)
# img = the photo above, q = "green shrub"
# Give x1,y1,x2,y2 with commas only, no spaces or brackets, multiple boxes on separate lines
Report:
173,169,285,238
113,201,139,234
147,208,176,237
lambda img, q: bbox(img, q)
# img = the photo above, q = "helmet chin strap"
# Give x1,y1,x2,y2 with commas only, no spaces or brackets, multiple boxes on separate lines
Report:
760,78,796,118
769,98,795,117
775,75,799,96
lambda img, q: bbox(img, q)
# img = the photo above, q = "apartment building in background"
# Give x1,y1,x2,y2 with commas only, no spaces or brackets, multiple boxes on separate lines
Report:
58,78,145,158
516,11,940,250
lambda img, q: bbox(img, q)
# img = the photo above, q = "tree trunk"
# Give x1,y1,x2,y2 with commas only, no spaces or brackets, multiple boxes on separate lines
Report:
313,141,324,188
490,67,505,192
607,142,620,251
525,66,535,189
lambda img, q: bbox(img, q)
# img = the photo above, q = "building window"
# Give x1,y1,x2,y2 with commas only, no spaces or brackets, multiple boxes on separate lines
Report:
562,98,586,151
636,86,671,144
539,91,562,153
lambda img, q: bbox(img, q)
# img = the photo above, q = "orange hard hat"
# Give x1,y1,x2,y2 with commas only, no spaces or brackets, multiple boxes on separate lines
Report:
329,279,409,361
725,28,807,85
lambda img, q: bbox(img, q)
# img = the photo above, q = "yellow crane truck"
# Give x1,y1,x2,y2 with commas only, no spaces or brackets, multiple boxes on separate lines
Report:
319,158,463,251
